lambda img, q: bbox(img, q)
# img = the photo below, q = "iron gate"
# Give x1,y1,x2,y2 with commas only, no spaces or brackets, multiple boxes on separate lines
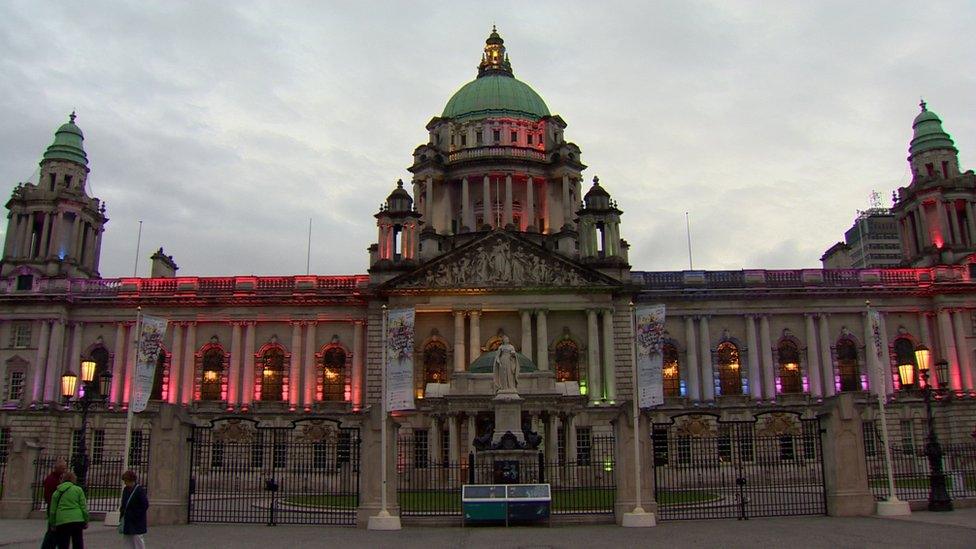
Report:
652,412,826,520
188,417,360,525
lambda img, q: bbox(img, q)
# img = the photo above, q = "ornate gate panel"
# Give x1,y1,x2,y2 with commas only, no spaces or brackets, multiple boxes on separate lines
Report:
188,417,360,525
652,412,826,520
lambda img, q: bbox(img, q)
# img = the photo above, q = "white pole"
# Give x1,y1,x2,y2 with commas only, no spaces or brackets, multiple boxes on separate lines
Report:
306,218,312,275
867,300,909,516
133,220,143,277
368,305,400,529
630,302,643,512
685,212,693,270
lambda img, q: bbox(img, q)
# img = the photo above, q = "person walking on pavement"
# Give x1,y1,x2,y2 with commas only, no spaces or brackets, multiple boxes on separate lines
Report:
47,470,89,549
118,470,149,549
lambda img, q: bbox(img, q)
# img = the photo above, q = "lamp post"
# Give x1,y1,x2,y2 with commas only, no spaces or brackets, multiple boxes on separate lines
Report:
914,345,953,512
61,360,112,492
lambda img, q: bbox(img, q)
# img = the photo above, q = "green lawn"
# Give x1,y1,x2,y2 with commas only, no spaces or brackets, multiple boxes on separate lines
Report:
656,490,721,505
394,487,616,513
870,474,976,490
285,494,359,509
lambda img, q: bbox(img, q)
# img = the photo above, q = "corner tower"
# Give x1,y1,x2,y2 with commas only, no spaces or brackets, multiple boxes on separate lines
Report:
892,101,976,266
1,114,108,281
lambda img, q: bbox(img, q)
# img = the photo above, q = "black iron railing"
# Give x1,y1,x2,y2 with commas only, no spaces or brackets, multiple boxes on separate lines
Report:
395,435,616,517
652,414,826,520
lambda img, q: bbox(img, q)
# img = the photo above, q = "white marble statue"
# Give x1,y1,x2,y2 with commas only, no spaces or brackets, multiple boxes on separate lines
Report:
492,334,519,394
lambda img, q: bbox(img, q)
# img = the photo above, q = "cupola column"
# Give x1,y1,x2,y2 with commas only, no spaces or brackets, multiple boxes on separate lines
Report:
503,173,513,227
461,177,470,231
425,177,433,227
561,175,571,229
967,202,976,247
525,177,535,231
482,175,491,228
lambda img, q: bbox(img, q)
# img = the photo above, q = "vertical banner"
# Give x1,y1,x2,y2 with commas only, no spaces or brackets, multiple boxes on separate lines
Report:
635,304,666,408
131,314,167,413
385,307,416,412
868,308,885,380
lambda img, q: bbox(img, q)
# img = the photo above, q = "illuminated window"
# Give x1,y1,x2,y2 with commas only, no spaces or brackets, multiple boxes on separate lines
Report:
662,343,680,397
717,341,742,395
423,340,447,384
321,346,346,401
777,340,802,393
200,347,225,400
554,338,580,382
836,338,861,391
150,350,166,400
260,347,285,401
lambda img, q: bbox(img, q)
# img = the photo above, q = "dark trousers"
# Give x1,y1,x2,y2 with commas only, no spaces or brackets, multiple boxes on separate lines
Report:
53,522,85,549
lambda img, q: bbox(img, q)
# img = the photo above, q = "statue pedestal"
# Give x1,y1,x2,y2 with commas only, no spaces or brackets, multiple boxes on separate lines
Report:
473,449,541,484
491,391,525,445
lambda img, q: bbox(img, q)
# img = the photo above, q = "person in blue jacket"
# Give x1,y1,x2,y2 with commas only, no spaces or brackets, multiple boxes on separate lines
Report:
118,470,149,549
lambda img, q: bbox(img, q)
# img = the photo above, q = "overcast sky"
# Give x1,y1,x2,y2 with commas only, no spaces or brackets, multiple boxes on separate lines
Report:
0,1,973,278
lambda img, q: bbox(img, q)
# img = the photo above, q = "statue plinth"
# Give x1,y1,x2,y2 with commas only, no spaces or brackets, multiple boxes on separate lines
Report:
491,392,524,445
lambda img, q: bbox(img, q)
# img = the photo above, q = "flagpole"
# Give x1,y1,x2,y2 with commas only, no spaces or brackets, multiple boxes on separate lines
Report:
623,301,655,527
868,300,910,516
369,304,401,530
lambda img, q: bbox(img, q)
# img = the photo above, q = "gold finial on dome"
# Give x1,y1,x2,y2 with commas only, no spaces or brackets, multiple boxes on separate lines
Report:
478,26,513,77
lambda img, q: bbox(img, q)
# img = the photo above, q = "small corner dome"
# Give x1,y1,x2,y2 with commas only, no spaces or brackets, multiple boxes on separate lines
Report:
385,179,413,213
42,112,88,166
909,100,956,157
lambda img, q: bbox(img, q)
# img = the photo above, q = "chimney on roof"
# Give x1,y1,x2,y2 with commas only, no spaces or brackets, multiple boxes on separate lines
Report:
150,247,179,278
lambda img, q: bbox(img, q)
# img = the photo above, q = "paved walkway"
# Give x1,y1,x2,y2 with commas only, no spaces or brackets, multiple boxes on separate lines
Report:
2,509,974,548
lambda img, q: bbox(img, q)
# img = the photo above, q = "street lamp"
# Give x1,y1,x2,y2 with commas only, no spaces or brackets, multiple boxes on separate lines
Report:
61,360,112,492
914,346,953,512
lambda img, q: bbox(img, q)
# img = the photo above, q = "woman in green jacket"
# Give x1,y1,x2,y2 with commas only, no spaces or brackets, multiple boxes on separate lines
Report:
47,471,89,549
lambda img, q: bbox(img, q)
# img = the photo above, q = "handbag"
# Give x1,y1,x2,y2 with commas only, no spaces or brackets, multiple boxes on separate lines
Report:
118,485,139,535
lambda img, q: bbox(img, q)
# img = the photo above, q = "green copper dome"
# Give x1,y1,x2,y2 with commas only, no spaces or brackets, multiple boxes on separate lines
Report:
441,28,550,122
909,100,956,157
42,112,88,166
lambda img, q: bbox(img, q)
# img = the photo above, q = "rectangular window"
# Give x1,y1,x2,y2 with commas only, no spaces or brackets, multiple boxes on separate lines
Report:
211,442,224,468
273,442,287,468
942,161,949,179
576,427,592,465
900,420,915,456
92,429,105,465
313,442,329,469
11,323,31,348
0,427,10,464
778,435,795,461
441,426,450,465
71,430,83,462
7,371,25,401
128,431,145,466
863,422,877,457
493,130,500,142
739,424,755,462
652,427,669,466
250,431,265,469
413,429,429,469
527,134,533,145
337,430,352,465
460,135,467,147
510,131,518,143
718,426,732,462
676,436,691,465
15,275,32,291
475,131,483,145
557,426,566,465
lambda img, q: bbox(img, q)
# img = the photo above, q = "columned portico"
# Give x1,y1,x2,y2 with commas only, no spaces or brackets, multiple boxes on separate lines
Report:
759,315,774,400
181,322,196,405
745,315,761,400
818,314,835,397
684,316,699,401
805,314,822,398
601,308,615,401
699,316,713,400
586,309,601,403
469,310,481,365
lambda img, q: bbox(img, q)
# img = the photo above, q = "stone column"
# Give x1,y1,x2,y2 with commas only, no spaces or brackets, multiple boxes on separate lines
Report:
228,322,243,408
3,214,18,259
242,321,256,407
936,309,961,390
951,309,974,390
966,202,976,248
601,309,616,401
586,309,601,402
303,321,317,409
181,323,196,405
356,407,400,527
20,213,33,259
565,414,577,464
745,315,761,400
43,320,65,403
425,176,433,227
460,177,469,231
466,414,476,456
525,177,535,230
684,316,699,401
820,393,874,516
289,321,303,408
448,414,460,464
147,404,194,525
429,417,442,466
503,173,513,227
949,205,962,245
0,437,43,518
861,312,878,393
805,314,823,398
520,310,533,361
454,311,466,373
352,320,365,409
536,309,549,370
168,323,184,405
612,408,655,524
878,312,893,395
37,214,50,259
918,313,935,384
819,315,835,397
699,316,714,400
561,175,571,228
30,320,50,403
545,413,559,462
469,310,481,365
759,316,775,400
111,322,128,405
482,175,491,228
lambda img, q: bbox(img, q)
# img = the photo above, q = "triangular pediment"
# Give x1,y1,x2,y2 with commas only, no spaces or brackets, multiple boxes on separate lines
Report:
383,231,622,292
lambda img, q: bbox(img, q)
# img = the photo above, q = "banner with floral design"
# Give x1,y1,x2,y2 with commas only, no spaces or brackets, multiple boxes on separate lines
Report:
635,304,666,408
131,314,167,413
385,307,416,412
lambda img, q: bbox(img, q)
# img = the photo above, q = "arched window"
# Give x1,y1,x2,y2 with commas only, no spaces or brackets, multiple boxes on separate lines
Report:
259,347,285,401
321,346,346,402
423,340,447,384
893,337,917,388
200,347,225,401
663,343,680,397
836,338,861,392
89,346,110,397
777,340,802,394
717,342,742,396
150,350,166,400
554,339,580,382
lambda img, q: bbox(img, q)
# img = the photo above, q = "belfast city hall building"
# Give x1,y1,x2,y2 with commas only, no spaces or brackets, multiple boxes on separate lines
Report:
0,29,974,527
